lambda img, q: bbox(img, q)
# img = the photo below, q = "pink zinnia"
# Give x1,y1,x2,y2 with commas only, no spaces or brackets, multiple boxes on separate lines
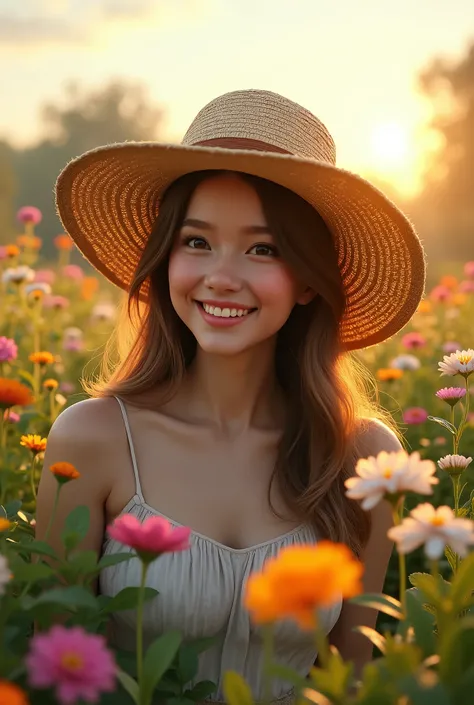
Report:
108,513,191,563
0,246,6,261
43,295,70,310
464,261,474,279
401,332,426,350
63,264,84,281
436,387,466,407
17,206,42,225
3,409,20,423
403,407,429,425
34,269,56,285
63,339,84,352
459,280,474,294
443,341,462,354
430,285,451,303
0,337,18,363
26,625,116,705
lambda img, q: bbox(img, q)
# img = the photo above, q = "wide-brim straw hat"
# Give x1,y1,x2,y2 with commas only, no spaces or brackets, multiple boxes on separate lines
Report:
55,88,426,351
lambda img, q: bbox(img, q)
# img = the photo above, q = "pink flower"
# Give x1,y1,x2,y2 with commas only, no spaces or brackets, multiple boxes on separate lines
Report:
17,206,42,225
0,246,6,261
63,264,84,281
443,341,462,354
26,625,116,705
459,280,474,294
436,387,466,407
402,407,428,425
464,261,474,279
108,514,191,562
60,381,76,394
3,409,20,423
0,337,18,363
401,332,426,350
43,295,70,310
63,339,84,352
34,269,56,285
430,285,451,303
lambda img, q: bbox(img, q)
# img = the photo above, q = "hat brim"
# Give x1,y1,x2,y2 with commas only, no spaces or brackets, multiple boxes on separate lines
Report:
55,142,426,351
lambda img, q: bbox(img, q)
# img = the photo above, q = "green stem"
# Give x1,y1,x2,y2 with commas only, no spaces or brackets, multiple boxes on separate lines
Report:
262,623,274,705
137,561,149,705
0,412,5,451
44,484,61,544
30,455,37,500
49,391,56,423
392,500,407,618
314,610,330,669
451,406,458,455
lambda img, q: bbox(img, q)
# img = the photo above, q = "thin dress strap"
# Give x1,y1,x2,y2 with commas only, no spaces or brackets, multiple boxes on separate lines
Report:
114,396,145,502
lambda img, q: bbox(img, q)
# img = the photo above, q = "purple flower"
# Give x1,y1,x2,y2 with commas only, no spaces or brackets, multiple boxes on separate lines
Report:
0,337,18,363
436,387,466,407
17,206,42,225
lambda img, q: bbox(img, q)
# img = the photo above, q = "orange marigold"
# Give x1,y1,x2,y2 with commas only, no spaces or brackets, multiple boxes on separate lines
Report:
54,234,74,250
376,368,404,382
0,378,34,410
50,462,80,483
29,351,54,366
440,275,458,290
17,234,42,250
43,378,59,391
20,434,47,455
0,518,11,532
81,276,99,301
416,300,432,314
0,681,29,705
245,541,363,629
5,244,20,258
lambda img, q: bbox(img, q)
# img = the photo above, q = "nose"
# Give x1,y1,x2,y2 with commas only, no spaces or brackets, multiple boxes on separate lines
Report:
203,256,243,293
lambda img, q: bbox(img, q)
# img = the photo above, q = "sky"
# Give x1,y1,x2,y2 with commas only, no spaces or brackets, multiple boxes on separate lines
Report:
1,0,473,196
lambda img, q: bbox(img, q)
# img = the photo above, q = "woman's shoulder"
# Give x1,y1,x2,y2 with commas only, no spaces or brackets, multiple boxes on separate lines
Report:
354,417,403,458
47,396,125,448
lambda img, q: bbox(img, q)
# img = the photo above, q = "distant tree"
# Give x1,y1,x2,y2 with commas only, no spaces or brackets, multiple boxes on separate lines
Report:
413,42,474,260
11,79,164,258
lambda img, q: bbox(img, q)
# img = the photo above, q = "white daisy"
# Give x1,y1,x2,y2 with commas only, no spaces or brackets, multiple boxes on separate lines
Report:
25,282,52,296
345,450,438,511
437,454,472,477
438,349,474,378
388,503,474,559
389,354,421,371
2,266,35,285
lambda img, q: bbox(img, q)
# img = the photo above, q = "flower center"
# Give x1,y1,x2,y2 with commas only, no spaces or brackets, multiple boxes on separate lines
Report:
459,353,473,364
61,652,84,671
430,516,446,527
383,468,392,478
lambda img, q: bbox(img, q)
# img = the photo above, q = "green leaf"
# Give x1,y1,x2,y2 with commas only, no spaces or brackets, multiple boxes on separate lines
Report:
439,617,474,686
97,552,132,570
450,551,474,611
452,665,474,705
408,573,445,608
4,499,22,517
184,680,217,700
62,505,90,546
222,671,255,705
445,545,458,572
25,585,99,611
177,644,199,684
266,663,311,690
100,586,159,614
14,539,59,560
350,592,403,619
116,668,139,704
18,370,36,389
142,630,182,705
184,635,217,654
397,673,450,705
309,648,353,700
404,589,437,657
11,561,54,582
428,416,457,435
352,625,386,654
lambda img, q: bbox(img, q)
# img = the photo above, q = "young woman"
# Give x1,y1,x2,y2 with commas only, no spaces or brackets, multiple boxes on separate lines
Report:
36,89,426,702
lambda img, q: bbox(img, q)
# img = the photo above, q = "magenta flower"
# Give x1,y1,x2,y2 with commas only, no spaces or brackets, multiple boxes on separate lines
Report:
430,285,451,303
464,261,474,279
0,337,18,363
401,332,426,350
63,264,84,281
26,625,116,705
43,295,70,310
108,514,191,563
34,269,56,285
436,387,466,407
403,407,429,425
3,409,20,423
17,206,42,225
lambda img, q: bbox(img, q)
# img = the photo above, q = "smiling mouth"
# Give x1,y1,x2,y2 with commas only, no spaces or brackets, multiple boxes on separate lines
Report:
196,301,257,318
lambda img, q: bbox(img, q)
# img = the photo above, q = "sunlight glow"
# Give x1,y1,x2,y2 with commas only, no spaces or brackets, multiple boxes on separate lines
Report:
370,122,410,166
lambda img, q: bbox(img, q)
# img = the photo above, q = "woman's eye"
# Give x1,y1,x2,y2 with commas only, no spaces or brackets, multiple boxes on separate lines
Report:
183,236,210,250
247,243,279,257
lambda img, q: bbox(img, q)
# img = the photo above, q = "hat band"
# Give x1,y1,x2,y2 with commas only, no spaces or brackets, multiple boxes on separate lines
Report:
193,137,292,155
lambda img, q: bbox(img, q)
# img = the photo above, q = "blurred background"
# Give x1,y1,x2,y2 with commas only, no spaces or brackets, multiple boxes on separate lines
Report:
0,0,473,273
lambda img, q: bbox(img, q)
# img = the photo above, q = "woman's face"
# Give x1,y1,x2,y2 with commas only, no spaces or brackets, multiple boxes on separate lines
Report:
168,173,312,357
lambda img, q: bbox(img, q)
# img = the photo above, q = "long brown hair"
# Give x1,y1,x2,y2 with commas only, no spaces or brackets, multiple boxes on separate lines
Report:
84,170,398,556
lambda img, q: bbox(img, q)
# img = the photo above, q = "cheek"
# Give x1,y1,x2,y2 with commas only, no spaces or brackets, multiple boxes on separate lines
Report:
168,251,199,297
253,265,300,310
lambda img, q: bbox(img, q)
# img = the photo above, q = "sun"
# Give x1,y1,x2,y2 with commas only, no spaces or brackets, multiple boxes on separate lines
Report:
370,122,409,166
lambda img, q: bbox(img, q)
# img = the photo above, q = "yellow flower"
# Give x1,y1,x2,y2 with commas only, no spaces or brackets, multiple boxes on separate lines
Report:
451,293,467,307
0,379,34,410
0,518,11,532
29,351,54,366
20,434,47,455
0,681,29,705
5,244,20,258
376,368,404,382
416,300,432,314
50,462,80,483
244,541,363,629
43,378,59,391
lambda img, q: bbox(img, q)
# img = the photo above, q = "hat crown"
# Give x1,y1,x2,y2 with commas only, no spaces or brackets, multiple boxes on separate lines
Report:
182,89,337,165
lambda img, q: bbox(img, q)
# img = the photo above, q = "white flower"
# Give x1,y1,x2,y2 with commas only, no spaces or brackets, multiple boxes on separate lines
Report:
389,354,421,371
388,503,474,559
2,266,35,285
25,282,52,296
0,554,11,596
438,349,474,377
63,326,83,340
344,450,438,511
91,302,116,322
438,454,472,474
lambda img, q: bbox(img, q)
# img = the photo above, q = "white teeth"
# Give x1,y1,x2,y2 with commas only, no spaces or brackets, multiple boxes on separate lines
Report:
202,303,252,318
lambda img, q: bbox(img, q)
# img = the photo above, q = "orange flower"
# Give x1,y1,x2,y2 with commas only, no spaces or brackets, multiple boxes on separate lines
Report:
0,518,11,532
81,276,99,301
17,234,42,250
20,434,47,455
29,351,54,366
376,368,404,382
54,234,74,251
5,244,20,258
416,300,432,314
0,379,34,410
440,275,458,290
43,378,59,391
50,462,80,483
0,681,29,705
245,541,363,629
451,293,467,307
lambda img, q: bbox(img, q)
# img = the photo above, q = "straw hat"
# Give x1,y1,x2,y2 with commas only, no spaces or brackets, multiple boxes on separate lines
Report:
55,88,426,351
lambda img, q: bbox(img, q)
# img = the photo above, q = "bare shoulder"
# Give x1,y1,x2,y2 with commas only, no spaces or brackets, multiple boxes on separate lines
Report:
49,396,123,441
355,417,403,459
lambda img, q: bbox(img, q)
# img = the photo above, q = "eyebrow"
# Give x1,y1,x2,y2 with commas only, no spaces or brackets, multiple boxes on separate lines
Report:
181,218,272,235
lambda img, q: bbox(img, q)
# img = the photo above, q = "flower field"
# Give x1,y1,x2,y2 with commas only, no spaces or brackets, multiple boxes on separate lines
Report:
1,207,474,703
